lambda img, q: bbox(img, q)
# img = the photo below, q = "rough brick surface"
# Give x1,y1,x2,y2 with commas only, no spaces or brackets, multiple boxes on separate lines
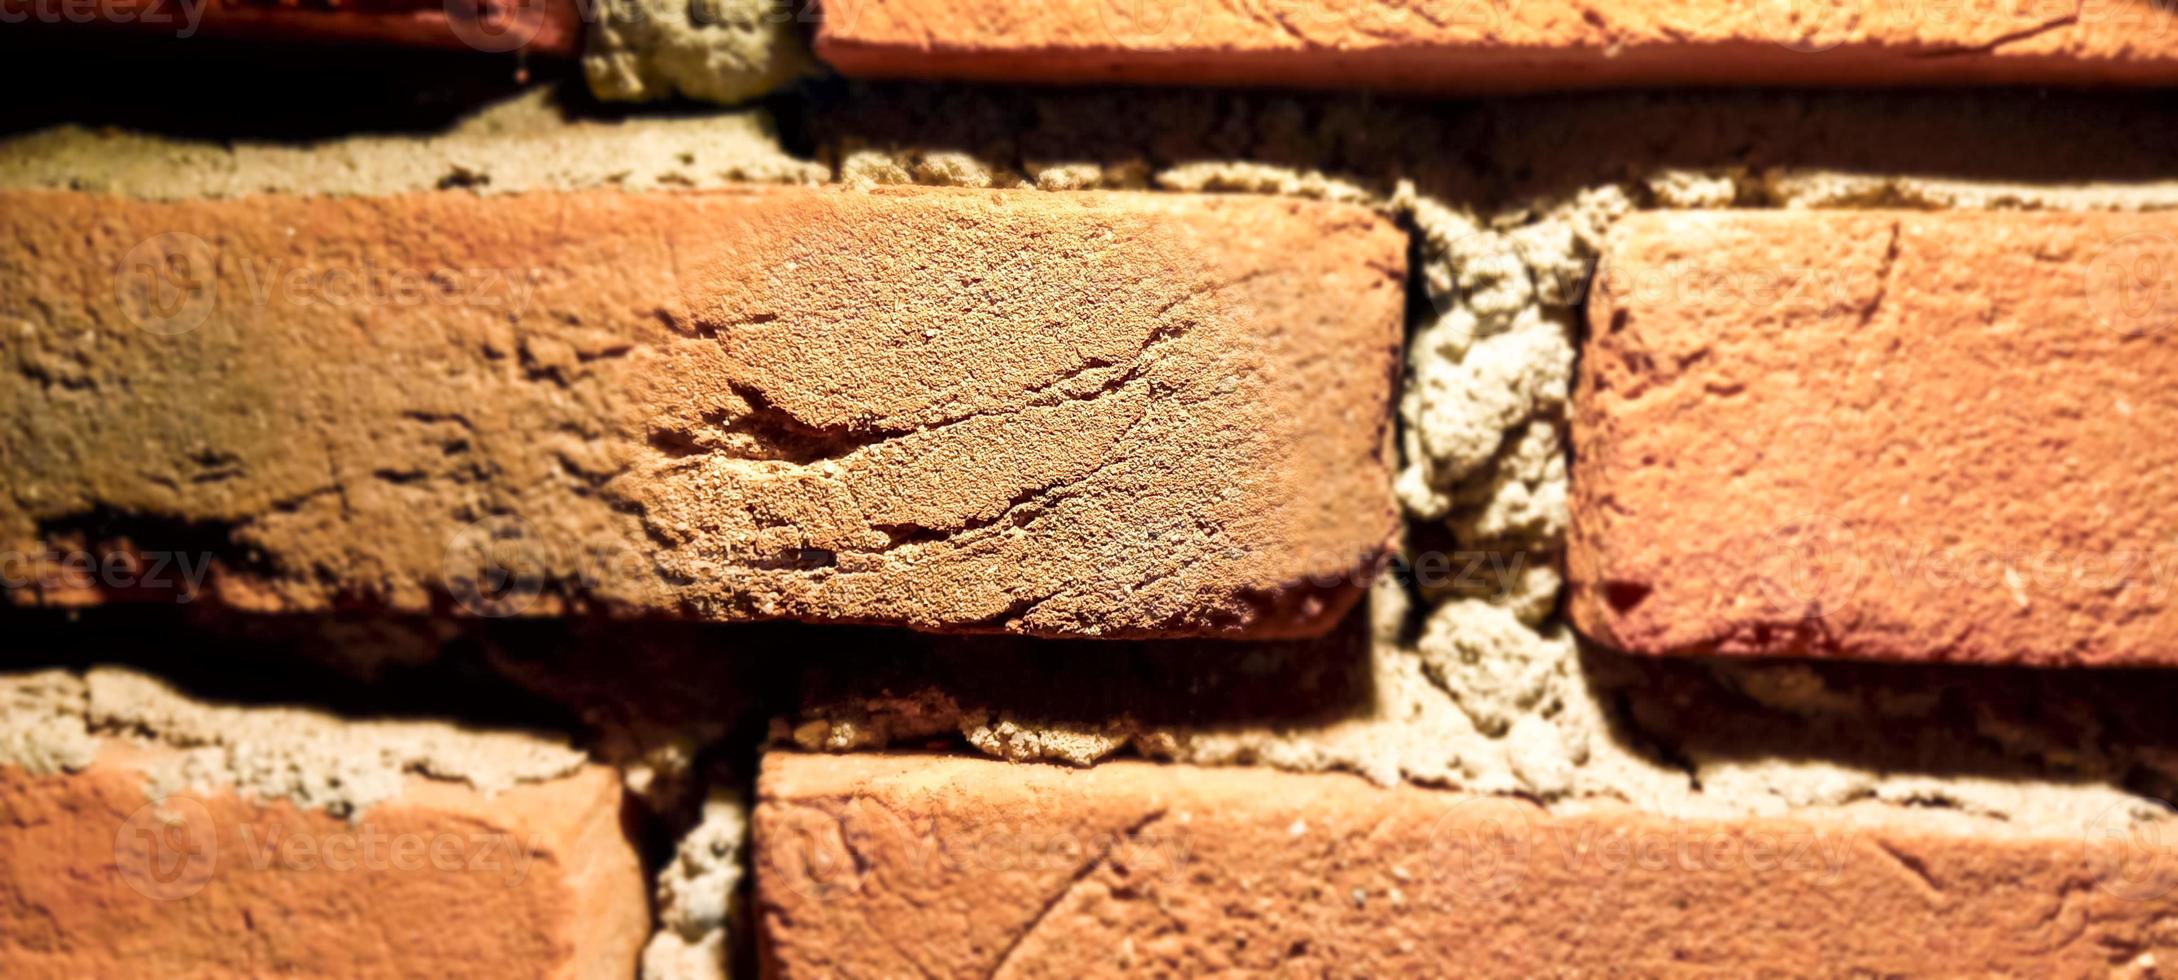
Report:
85,0,582,55
0,186,1403,638
0,745,645,978
1570,211,2178,666
816,0,2178,91
755,753,2178,977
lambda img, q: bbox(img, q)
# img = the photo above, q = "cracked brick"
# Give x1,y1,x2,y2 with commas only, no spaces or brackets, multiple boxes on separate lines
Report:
67,0,583,56
753,752,2178,977
814,0,2178,90
1570,210,2178,666
0,743,645,978
0,186,1403,639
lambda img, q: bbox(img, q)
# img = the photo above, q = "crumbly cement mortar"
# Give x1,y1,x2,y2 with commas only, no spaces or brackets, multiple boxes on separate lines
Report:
785,85,2178,837
0,665,586,817
0,87,823,198
0,670,100,775
473,621,770,980
584,0,815,105
640,785,747,980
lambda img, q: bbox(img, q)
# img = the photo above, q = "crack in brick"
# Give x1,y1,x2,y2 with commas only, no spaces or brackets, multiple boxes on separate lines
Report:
1870,837,1947,904
985,808,1171,979
1911,3,2082,59
656,301,1203,468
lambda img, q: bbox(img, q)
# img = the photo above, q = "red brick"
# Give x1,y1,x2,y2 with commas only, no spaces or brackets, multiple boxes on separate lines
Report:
0,186,1403,639
754,752,2178,977
0,744,646,979
69,0,580,56
1570,210,2178,666
816,0,2178,90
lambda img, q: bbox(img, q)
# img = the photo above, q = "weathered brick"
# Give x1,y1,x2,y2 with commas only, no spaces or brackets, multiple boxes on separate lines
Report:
0,745,645,978
71,0,581,55
815,0,2178,90
754,752,2178,977
1570,211,2178,666
0,186,1403,639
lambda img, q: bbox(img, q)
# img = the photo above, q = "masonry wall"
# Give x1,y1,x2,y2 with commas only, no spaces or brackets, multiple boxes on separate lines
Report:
2,5,2177,978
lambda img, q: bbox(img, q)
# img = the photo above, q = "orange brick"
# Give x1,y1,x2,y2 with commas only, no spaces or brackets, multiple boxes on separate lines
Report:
0,186,1403,639
1570,211,2178,666
816,0,2178,90
0,744,646,979
754,752,2178,977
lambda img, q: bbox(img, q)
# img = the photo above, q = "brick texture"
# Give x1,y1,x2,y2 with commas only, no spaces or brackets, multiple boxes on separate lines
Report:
80,0,581,55
1570,211,2178,666
755,752,2178,977
815,0,2178,91
0,745,645,978
0,186,1403,639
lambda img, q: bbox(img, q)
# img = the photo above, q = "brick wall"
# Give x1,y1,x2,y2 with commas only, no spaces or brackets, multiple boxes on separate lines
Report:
3,7,2178,977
